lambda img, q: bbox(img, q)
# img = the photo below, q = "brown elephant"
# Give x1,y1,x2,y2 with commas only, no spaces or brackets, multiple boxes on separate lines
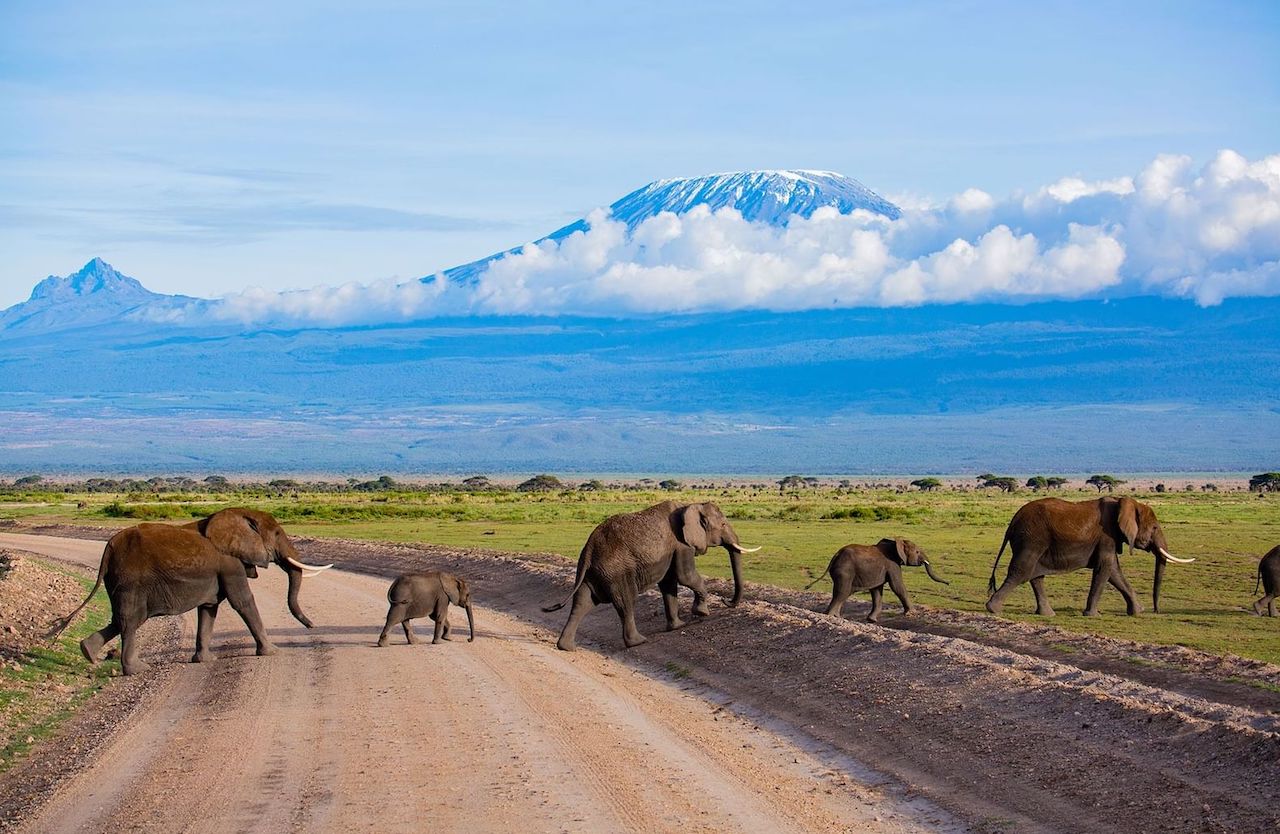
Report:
985,496,1193,617
807,538,948,622
51,524,278,675
1254,544,1279,617
184,507,331,628
377,571,475,645
543,500,760,651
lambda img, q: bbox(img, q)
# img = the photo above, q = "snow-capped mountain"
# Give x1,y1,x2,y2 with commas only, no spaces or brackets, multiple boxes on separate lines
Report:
442,170,900,284
0,258,200,337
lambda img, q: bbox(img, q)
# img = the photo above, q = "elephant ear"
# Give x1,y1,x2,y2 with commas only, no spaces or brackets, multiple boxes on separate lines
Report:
443,576,462,605
1115,496,1140,551
881,538,906,564
679,504,709,555
202,509,272,567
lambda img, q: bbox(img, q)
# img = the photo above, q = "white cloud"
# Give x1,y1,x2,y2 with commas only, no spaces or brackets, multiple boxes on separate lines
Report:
203,149,1280,322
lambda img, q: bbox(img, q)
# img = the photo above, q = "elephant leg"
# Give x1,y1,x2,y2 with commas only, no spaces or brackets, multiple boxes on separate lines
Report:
441,614,452,641
886,571,912,616
404,620,421,644
378,604,406,646
866,586,884,623
986,554,1039,614
825,578,854,617
432,605,447,644
658,571,684,631
192,604,219,663
118,599,150,676
1029,576,1055,617
1255,594,1276,616
613,593,647,648
555,583,596,652
80,619,120,664
671,553,711,616
224,579,277,657
1108,568,1142,616
1083,562,1112,617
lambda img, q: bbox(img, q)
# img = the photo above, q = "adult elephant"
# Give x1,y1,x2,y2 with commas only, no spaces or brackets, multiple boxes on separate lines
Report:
543,500,760,651
184,507,331,628
52,524,280,675
985,496,1193,617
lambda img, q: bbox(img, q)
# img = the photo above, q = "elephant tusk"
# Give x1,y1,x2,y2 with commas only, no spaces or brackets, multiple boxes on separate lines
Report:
735,545,763,553
1158,547,1195,564
285,556,334,572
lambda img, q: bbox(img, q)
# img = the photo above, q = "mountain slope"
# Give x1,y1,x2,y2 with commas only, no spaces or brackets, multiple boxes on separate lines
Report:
441,170,900,284
0,258,201,337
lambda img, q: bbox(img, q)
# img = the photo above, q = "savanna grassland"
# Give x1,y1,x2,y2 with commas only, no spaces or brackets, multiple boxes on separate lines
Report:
2,477,1278,664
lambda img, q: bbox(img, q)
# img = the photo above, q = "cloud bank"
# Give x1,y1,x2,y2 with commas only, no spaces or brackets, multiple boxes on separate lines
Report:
215,150,1280,323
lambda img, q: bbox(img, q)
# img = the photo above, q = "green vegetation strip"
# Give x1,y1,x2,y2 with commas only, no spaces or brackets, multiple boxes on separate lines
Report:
3,480,1278,664
0,565,114,773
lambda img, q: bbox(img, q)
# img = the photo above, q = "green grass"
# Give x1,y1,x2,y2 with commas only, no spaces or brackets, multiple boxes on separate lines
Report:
5,486,1279,664
0,562,115,772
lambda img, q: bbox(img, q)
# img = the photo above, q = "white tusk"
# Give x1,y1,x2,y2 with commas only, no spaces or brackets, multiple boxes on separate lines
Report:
735,545,763,553
285,556,334,572
1158,548,1195,564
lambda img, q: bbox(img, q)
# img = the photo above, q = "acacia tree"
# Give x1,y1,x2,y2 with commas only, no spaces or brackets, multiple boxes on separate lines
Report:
1249,473,1280,492
978,474,1018,493
1026,476,1049,491
911,478,942,491
1046,477,1069,489
1086,474,1125,493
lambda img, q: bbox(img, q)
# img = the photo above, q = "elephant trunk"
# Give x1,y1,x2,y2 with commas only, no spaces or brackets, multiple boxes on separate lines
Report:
922,560,950,585
1153,552,1167,614
465,602,476,642
282,561,315,628
726,547,744,607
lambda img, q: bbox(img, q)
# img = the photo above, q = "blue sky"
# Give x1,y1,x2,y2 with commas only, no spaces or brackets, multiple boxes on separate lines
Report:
2,1,1277,308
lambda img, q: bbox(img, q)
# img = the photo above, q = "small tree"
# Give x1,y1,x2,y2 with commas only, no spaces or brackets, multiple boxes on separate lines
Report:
1086,474,1125,493
658,479,681,491
1201,482,1219,492
578,479,605,492
1249,473,1280,492
517,474,563,493
778,475,809,490
13,475,42,487
461,475,491,490
1026,476,1049,491
1046,477,1069,489
978,474,1018,493
1154,483,1166,493
910,477,942,492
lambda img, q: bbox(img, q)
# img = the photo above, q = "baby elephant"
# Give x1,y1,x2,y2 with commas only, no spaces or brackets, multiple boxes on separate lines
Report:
377,572,475,646
1254,544,1279,617
807,538,948,622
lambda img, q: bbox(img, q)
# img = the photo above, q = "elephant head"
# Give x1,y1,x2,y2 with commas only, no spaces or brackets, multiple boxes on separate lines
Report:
188,508,332,628
881,537,949,585
1111,496,1192,613
676,502,760,607
443,575,476,642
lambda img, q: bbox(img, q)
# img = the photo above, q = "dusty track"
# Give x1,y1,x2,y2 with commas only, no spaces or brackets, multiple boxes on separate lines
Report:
3,529,1279,833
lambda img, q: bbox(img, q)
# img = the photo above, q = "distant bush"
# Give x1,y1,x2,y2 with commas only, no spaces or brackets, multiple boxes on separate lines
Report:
821,505,912,522
911,478,942,491
1249,473,1280,492
516,474,563,493
101,502,208,520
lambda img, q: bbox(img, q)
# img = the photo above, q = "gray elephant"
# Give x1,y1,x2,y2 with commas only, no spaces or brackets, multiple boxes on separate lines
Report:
184,507,331,628
543,500,760,651
1254,544,1279,616
377,572,475,645
986,496,1193,617
51,524,278,675
806,538,948,622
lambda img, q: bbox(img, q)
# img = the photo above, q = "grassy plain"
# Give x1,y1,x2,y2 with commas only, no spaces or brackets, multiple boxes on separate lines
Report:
2,483,1278,663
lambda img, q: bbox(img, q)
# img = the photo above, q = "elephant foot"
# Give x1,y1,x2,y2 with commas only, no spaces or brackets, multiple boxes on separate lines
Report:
1126,606,1143,617
121,660,151,676
431,637,442,644
985,600,1003,615
1253,601,1266,616
692,602,710,617
623,634,649,649
191,650,217,664
376,636,390,647
79,638,101,664
865,616,880,624
1082,609,1099,617
555,637,577,652
256,643,279,657
665,618,685,631
1035,607,1056,617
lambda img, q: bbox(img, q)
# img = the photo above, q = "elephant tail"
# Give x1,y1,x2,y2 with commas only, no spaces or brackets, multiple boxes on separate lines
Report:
803,568,830,590
542,542,592,613
47,539,111,640
987,532,1011,596
1258,562,1264,596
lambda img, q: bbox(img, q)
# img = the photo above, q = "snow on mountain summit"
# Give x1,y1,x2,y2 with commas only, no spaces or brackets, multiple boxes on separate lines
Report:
443,169,900,284
27,258,154,303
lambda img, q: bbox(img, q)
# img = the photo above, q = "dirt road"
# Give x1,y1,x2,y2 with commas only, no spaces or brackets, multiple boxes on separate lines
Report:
0,533,956,834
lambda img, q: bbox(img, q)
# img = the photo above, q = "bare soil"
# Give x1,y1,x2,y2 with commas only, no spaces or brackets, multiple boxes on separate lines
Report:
2,527,1278,833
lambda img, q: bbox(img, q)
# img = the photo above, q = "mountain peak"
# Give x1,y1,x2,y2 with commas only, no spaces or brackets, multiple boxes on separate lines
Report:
29,258,150,303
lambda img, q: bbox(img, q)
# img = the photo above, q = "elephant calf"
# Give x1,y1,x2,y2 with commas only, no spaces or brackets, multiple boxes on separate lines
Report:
377,572,475,646
807,538,948,623
1255,544,1280,617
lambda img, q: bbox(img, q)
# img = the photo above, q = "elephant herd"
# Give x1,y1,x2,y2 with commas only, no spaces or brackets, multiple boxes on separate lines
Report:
50,495,1277,675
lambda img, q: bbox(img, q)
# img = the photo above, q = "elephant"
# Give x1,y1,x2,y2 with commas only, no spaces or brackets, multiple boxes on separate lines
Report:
51,524,279,675
1254,544,1279,617
543,500,760,651
985,496,1193,617
377,571,476,646
184,507,331,628
806,538,949,623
